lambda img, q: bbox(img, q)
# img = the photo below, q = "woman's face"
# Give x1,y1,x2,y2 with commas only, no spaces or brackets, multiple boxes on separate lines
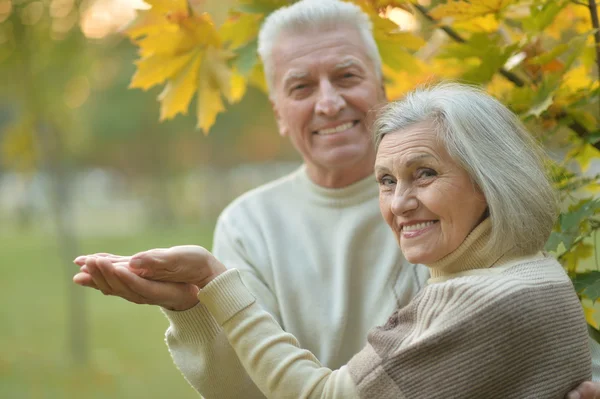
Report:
375,122,488,264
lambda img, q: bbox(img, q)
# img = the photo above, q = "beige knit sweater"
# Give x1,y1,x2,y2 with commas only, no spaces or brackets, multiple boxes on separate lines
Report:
199,219,592,398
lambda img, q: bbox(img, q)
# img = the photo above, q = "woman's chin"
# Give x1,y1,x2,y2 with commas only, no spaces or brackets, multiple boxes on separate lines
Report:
402,249,442,265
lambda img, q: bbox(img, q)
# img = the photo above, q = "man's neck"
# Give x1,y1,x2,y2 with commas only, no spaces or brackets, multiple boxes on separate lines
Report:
305,160,375,189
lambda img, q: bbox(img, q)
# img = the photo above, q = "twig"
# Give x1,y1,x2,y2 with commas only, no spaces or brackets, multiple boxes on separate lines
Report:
588,0,600,116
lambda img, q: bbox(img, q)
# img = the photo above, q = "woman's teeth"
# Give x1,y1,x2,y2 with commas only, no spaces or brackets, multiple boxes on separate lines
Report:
403,221,436,232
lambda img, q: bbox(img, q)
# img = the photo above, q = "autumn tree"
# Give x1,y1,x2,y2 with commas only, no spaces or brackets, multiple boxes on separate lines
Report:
124,0,600,327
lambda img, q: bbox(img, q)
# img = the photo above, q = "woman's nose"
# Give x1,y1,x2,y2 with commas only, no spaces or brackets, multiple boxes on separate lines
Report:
391,187,418,216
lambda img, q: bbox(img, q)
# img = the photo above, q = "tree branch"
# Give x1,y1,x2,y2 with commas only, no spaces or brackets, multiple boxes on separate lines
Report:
412,3,599,150
588,0,600,116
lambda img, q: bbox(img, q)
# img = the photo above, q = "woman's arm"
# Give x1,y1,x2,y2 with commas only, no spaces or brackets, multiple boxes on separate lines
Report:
198,269,359,399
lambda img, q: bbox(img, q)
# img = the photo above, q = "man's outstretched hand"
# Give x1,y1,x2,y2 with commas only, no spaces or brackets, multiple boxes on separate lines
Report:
73,246,227,311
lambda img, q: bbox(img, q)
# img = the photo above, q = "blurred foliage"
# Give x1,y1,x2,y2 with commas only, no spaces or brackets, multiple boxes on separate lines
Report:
120,0,600,325
0,0,599,326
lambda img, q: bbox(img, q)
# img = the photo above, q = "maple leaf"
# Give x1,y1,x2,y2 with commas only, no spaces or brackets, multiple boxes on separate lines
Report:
126,1,240,133
430,0,513,22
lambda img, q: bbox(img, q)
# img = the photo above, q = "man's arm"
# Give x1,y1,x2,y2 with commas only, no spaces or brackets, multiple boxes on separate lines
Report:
75,256,267,398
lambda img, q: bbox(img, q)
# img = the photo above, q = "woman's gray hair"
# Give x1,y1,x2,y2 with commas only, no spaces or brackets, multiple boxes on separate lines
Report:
374,83,558,256
258,0,382,96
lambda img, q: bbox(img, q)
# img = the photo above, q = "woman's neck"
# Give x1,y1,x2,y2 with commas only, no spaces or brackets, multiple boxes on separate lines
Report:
427,218,516,279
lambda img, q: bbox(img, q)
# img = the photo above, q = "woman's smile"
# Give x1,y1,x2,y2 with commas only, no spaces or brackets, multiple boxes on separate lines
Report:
401,220,439,239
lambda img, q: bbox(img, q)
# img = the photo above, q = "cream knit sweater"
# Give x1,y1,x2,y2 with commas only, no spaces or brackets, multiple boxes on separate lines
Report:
198,219,592,398
161,166,429,398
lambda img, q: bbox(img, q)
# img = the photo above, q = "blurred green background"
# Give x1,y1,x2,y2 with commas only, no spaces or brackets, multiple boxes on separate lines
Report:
0,0,300,397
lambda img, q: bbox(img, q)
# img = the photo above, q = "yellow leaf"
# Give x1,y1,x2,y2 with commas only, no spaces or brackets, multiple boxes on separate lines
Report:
248,62,268,93
453,14,499,32
158,52,202,120
230,69,247,103
568,144,600,173
561,65,596,94
219,12,262,50
430,0,512,21
144,0,188,16
130,51,196,90
583,304,599,329
196,48,231,133
563,243,594,274
196,77,225,134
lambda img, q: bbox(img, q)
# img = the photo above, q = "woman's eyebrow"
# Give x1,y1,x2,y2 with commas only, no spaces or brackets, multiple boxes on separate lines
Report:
405,154,434,167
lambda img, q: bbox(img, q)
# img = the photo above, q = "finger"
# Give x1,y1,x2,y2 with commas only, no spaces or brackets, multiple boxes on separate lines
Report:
85,257,113,295
129,246,209,283
73,272,99,290
76,254,132,263
113,266,199,310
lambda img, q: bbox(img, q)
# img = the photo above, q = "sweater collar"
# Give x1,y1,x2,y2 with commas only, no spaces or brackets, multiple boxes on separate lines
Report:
427,218,516,279
295,165,377,206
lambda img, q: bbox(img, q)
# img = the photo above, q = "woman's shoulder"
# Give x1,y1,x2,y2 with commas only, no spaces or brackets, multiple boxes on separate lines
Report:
418,254,574,319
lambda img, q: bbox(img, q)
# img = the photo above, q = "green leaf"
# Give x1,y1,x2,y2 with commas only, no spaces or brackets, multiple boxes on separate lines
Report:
545,231,575,252
561,199,600,232
523,0,568,33
572,271,600,302
378,42,422,74
233,39,258,76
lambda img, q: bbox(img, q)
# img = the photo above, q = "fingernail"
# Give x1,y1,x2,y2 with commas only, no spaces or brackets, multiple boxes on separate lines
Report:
567,392,580,399
130,258,142,268
74,256,84,263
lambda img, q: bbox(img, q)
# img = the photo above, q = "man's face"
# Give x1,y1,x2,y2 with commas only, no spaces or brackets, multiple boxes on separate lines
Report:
270,27,386,179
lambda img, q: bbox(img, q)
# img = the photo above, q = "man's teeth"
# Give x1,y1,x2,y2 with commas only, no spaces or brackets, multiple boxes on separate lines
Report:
403,221,436,232
317,122,355,135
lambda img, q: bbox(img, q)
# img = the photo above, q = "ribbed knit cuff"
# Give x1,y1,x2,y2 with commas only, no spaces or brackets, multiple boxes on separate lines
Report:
161,303,222,344
197,269,256,326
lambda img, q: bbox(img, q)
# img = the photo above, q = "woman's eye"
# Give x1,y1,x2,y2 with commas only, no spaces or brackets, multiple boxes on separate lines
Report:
379,176,395,187
416,168,437,179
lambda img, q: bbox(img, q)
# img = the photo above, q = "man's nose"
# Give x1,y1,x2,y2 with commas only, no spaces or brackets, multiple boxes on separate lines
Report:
391,186,418,216
315,80,345,116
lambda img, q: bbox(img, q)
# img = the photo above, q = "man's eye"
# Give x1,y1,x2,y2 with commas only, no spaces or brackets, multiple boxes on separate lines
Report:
292,84,308,92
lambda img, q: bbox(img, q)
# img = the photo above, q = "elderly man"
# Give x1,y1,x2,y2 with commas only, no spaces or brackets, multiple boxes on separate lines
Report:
74,1,600,398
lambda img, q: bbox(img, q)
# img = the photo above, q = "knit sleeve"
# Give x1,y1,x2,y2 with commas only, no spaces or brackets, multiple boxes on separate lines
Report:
160,212,277,399
349,273,592,399
198,269,360,399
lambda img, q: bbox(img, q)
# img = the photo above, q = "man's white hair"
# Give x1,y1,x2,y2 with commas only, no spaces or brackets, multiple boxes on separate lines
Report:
257,0,383,97
374,83,558,257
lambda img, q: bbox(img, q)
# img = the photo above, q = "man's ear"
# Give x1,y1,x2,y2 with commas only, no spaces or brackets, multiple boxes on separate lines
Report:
380,80,387,102
270,99,289,137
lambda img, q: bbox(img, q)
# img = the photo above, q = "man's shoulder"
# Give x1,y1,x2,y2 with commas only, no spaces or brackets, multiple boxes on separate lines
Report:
220,167,303,218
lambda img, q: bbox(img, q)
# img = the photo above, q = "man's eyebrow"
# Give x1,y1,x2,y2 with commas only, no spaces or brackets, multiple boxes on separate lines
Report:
334,59,360,71
283,71,309,87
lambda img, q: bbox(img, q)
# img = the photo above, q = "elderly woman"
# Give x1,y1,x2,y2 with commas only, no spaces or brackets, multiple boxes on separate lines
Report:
83,84,591,398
